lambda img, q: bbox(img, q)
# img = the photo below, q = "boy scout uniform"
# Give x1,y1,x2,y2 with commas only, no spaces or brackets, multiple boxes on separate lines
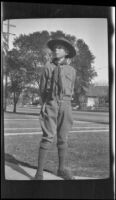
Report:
39,60,76,150
34,37,77,180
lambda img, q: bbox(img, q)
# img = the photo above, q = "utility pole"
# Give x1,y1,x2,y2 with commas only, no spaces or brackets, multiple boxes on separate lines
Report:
3,20,16,48
3,20,16,111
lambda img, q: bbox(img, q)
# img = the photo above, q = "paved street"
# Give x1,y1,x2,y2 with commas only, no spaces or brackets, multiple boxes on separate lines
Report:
4,112,109,136
5,104,109,123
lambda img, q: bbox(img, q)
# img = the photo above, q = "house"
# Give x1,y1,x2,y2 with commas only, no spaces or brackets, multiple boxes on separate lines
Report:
85,86,109,107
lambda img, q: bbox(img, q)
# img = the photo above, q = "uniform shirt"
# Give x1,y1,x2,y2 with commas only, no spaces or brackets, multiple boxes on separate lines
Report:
40,60,76,103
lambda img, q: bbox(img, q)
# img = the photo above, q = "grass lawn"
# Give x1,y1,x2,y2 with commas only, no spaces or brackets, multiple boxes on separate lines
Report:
4,131,110,178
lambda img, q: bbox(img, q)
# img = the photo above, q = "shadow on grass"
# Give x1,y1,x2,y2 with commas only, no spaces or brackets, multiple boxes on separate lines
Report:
5,153,57,179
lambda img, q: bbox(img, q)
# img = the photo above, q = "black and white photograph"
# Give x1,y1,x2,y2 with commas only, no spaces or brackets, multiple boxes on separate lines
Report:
1,3,115,199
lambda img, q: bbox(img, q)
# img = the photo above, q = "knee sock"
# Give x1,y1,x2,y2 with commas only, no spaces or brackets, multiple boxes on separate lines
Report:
58,148,67,171
35,147,48,176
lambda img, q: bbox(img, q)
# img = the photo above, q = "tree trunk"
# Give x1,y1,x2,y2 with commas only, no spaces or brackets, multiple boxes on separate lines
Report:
13,92,17,113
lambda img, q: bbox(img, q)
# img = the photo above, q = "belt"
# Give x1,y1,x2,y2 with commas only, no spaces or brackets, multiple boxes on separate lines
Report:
45,93,72,101
62,95,72,101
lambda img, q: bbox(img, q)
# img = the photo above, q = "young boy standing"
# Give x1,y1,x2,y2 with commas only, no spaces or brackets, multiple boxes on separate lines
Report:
34,37,76,180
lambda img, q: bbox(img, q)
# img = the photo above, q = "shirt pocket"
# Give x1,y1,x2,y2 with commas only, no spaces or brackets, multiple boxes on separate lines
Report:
63,73,73,95
65,72,72,81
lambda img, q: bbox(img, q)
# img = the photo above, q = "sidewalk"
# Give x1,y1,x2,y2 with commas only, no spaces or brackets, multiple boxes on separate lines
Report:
5,161,97,180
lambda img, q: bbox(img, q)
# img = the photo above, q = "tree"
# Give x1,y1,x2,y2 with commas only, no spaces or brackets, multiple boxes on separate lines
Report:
13,31,51,86
7,49,27,112
13,31,50,64
72,39,97,106
7,31,51,112
2,32,9,111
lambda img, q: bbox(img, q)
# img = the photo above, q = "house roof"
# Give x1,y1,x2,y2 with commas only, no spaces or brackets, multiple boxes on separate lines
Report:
86,86,108,97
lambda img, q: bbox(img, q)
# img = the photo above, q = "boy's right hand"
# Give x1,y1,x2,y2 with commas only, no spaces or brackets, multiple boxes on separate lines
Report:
40,103,48,117
42,103,46,113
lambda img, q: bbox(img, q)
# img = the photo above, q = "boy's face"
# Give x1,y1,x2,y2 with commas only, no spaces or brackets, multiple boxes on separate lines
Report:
54,45,69,59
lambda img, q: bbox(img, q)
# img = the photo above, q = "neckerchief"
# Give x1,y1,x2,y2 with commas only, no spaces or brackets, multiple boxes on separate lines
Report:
51,58,65,100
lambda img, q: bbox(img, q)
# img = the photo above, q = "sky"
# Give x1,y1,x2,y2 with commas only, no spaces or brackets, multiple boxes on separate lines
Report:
3,18,109,84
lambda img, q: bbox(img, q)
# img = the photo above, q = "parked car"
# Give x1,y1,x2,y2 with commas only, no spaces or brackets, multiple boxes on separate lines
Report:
73,105,79,110
32,99,40,105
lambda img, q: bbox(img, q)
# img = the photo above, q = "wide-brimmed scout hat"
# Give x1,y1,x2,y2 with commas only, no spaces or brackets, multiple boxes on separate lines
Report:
47,37,76,58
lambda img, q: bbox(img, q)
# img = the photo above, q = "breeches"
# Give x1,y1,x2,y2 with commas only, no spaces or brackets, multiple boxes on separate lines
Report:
39,100,73,150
